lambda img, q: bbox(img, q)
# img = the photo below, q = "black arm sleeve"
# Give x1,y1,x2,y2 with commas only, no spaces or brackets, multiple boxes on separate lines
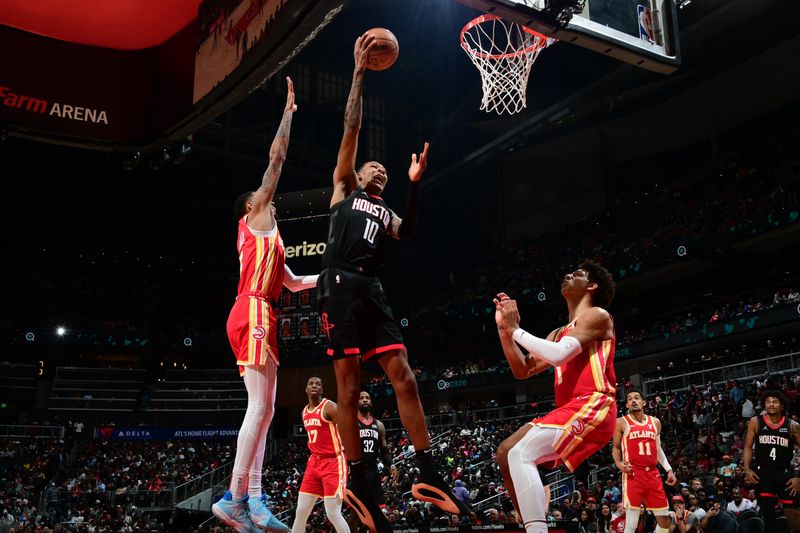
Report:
396,181,421,240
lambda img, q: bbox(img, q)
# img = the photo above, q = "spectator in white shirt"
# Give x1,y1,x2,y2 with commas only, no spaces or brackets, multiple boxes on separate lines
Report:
725,488,753,516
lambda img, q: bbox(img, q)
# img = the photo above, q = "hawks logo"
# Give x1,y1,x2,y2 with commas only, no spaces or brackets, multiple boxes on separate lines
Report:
571,419,586,435
251,326,266,340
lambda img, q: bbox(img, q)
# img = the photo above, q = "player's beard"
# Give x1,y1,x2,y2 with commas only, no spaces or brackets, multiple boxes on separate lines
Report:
358,405,371,416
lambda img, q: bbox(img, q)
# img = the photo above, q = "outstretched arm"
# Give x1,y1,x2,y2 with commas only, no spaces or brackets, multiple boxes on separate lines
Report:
388,143,429,240
494,293,613,366
283,265,318,293
248,77,297,231
493,293,553,379
331,33,376,207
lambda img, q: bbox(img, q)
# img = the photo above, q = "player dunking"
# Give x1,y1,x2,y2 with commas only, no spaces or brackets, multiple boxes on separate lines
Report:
213,78,317,533
743,389,800,532
494,261,617,533
612,389,676,533
291,377,350,533
316,32,470,533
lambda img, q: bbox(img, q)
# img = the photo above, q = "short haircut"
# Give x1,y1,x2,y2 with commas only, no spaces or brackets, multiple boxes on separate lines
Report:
760,389,789,412
626,388,645,402
234,191,253,220
579,259,616,309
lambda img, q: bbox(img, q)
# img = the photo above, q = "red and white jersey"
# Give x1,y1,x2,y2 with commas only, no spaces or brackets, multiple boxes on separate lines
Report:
236,216,285,301
622,414,659,468
302,399,344,457
553,319,617,407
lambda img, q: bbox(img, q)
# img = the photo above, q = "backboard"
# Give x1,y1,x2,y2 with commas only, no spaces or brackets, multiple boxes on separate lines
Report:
453,0,680,73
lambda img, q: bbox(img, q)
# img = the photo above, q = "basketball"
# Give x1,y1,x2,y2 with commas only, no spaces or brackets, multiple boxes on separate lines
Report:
366,28,399,71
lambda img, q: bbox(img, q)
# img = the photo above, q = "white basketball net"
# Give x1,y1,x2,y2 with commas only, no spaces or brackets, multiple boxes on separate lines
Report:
461,15,556,115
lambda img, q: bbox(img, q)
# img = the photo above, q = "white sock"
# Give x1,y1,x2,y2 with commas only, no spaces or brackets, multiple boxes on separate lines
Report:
624,509,641,533
508,427,562,533
291,493,318,533
324,497,349,533
248,430,269,498
229,361,277,500
655,525,669,533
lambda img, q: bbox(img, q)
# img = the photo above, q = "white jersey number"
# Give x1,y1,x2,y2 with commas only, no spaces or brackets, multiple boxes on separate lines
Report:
363,219,380,244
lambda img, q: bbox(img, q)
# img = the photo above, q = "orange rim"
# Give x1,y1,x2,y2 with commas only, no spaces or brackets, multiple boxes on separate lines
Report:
460,14,554,60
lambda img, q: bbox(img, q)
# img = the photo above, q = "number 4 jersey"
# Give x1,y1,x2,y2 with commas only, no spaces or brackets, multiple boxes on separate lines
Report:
322,187,393,276
755,415,793,471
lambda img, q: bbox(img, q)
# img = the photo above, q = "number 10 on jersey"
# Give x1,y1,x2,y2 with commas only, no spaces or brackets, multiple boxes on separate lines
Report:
363,219,380,244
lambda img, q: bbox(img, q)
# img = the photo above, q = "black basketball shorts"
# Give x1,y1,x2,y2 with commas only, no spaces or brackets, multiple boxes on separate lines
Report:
756,466,795,504
317,267,404,361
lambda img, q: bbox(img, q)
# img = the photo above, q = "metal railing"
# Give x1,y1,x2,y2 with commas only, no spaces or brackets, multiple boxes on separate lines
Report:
473,469,575,511
0,425,65,438
173,461,234,505
642,350,800,395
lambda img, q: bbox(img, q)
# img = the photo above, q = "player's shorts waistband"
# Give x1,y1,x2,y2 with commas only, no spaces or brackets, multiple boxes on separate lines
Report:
237,291,277,304
323,264,378,277
631,464,659,472
312,452,345,459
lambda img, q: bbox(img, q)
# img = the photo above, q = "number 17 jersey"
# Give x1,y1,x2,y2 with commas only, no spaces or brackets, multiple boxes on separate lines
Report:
321,187,393,277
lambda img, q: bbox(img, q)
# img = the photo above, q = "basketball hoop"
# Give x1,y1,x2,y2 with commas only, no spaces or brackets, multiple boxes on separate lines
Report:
460,15,556,115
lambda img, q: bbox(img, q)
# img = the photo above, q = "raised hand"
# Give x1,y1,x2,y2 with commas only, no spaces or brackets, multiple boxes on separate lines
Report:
408,142,430,183
354,32,377,72
493,292,521,331
284,76,297,113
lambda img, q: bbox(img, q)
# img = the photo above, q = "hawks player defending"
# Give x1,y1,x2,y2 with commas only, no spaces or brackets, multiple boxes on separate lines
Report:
317,33,468,533
213,78,316,533
494,261,617,533
743,389,800,532
292,377,349,533
612,389,676,533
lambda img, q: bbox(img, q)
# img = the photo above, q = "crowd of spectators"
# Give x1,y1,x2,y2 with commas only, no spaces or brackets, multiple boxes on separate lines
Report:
419,139,800,324
4,359,800,532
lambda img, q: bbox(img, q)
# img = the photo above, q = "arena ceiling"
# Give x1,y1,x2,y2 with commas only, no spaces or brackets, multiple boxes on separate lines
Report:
0,0,202,50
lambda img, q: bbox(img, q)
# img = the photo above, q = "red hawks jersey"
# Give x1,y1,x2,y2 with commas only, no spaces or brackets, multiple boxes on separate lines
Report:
236,217,285,300
552,319,616,407
302,399,344,457
622,414,659,468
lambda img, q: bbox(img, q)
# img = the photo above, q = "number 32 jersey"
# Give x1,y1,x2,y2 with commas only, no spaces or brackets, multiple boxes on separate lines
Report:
322,187,393,276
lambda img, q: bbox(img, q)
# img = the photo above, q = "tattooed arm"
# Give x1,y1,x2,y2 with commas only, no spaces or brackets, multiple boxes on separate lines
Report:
331,32,376,207
248,76,297,232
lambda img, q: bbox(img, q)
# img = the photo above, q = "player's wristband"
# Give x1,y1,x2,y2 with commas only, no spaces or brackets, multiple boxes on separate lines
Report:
511,329,582,365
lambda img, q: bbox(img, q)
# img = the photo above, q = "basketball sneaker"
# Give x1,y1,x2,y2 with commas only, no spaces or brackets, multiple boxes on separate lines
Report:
249,493,289,532
212,491,260,533
412,474,476,517
345,479,393,533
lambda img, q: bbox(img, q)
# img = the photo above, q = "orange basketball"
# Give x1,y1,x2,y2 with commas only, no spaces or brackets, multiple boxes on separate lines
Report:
366,28,399,71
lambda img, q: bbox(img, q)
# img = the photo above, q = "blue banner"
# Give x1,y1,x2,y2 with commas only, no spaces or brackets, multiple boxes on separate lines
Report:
97,427,239,441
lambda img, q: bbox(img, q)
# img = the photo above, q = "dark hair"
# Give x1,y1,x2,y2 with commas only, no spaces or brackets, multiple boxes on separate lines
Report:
234,191,254,220
579,259,616,309
626,388,646,402
760,389,789,412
